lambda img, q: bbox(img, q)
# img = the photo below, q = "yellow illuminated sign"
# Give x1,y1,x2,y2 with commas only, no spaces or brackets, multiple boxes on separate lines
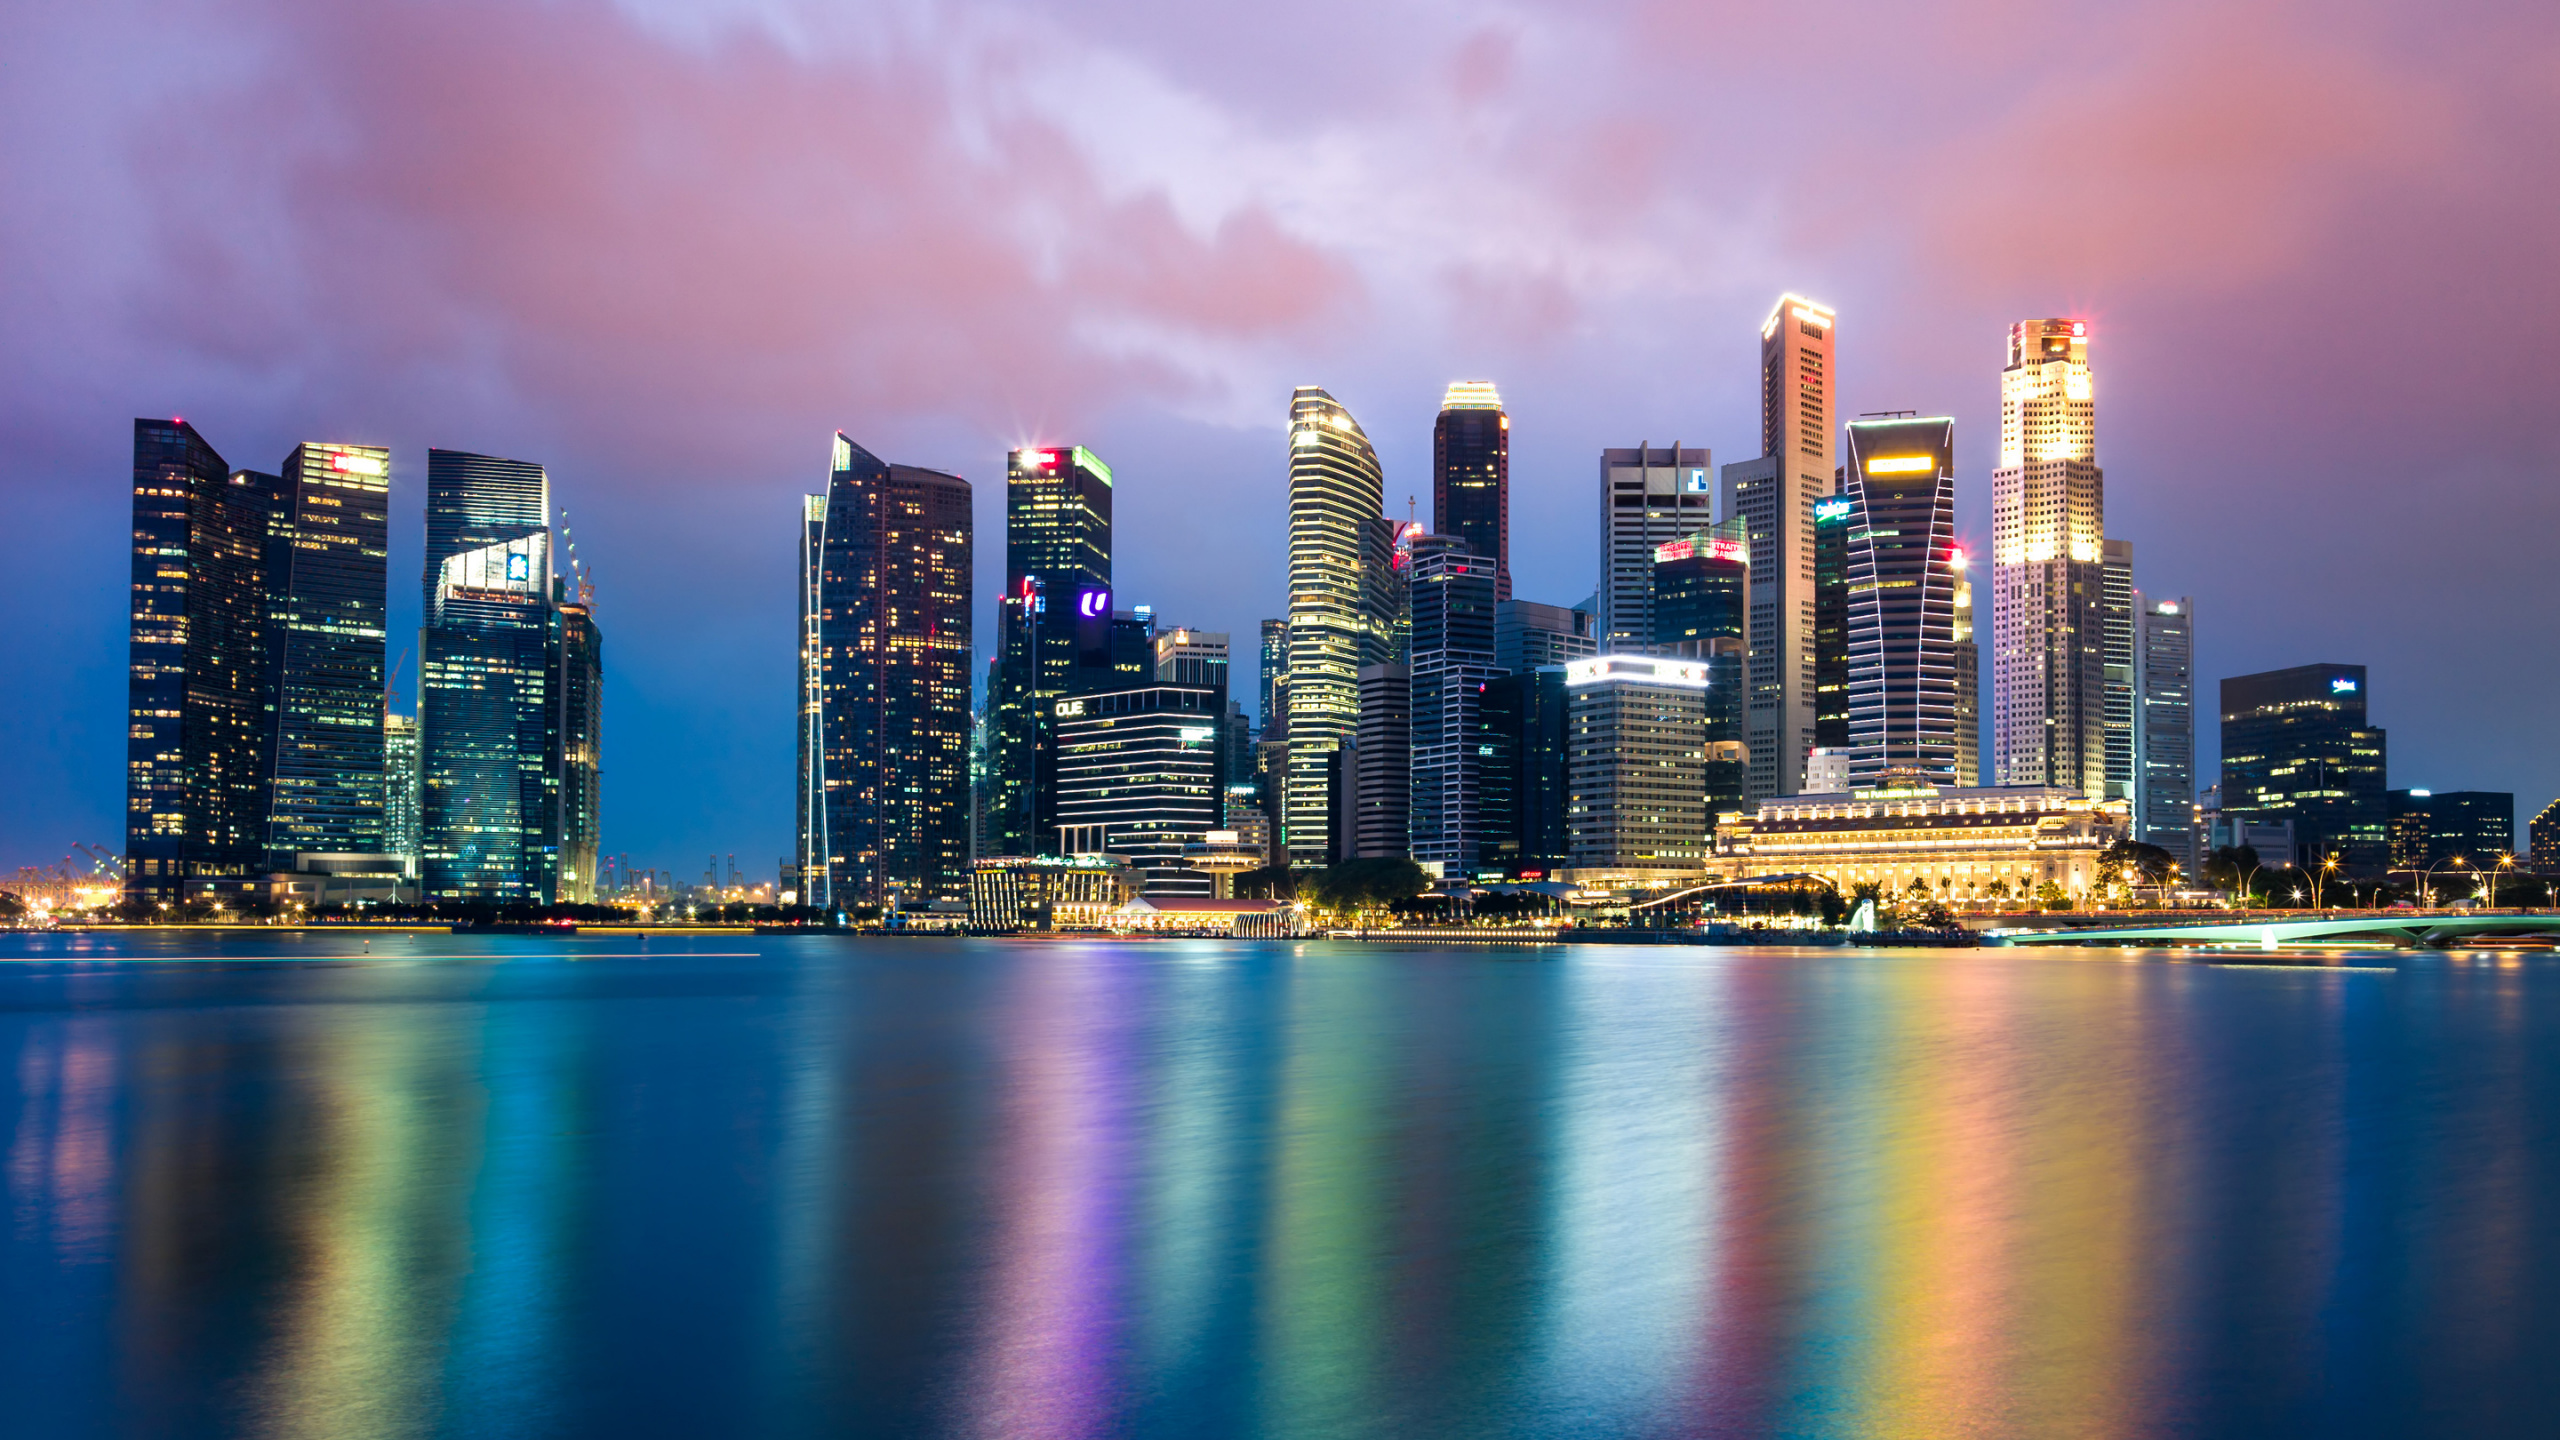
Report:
1863,455,1935,474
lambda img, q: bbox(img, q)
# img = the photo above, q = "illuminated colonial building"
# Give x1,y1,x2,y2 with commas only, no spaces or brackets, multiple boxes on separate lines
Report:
1722,292,1837,799
1283,387,1393,864
1716,786,2129,901
1990,318,2108,796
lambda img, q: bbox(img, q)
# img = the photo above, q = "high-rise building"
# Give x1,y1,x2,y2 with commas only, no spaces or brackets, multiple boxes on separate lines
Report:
1495,598,1595,672
1841,417,1960,790
1952,555,1980,787
1407,535,1500,875
2530,798,2560,873
383,711,421,878
1284,387,1391,864
2220,664,2388,873
2135,595,2194,871
1350,663,1411,860
1480,666,1571,874
798,434,973,908
1110,608,1156,686
798,495,831,896
1433,381,1510,600
1257,619,1289,742
1723,292,1837,801
554,589,603,903
1564,655,1716,877
1053,684,1224,895
1599,445,1714,653
1155,626,1232,803
1991,317,2107,797
1813,493,1852,755
261,443,392,873
123,419,273,907
988,444,1113,856
1651,525,1751,817
421,448,557,904
2101,539,2137,805
2387,790,2515,870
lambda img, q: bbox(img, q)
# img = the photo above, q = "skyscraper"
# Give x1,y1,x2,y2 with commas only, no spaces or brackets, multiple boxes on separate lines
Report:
2220,664,2388,873
1813,493,1852,757
1407,534,1500,875
1991,318,2107,796
1841,417,1960,790
1284,387,1390,864
797,495,830,896
554,588,603,903
1565,655,1716,876
1433,381,1510,600
1494,598,1595,672
1598,445,1713,653
1350,663,1411,860
1650,522,1750,816
262,442,392,872
420,448,557,903
383,711,421,879
1723,292,1838,800
2135,596,2194,870
1952,552,1980,787
2102,539,2137,805
798,434,973,908
988,444,1113,856
1257,619,1290,741
1053,684,1224,894
123,419,272,907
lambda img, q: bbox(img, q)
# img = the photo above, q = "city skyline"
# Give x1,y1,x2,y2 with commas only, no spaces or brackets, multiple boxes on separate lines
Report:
7,1,2559,872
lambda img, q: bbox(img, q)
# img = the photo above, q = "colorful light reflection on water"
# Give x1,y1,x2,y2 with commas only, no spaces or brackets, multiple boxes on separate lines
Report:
5,933,2559,1438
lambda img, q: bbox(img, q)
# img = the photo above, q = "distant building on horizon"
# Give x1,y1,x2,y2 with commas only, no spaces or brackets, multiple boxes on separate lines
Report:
1433,381,1510,600
2219,663,2388,874
1841,416,1960,791
1724,292,1837,802
798,433,973,909
1991,318,2109,799
2531,798,2560,874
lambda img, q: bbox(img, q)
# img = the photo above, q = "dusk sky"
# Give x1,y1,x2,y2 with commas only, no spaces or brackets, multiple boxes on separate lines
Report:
5,0,2555,877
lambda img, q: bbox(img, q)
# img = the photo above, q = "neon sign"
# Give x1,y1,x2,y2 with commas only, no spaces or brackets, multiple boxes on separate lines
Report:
1814,498,1853,521
2331,677,2358,694
1077,588,1109,619
329,452,384,476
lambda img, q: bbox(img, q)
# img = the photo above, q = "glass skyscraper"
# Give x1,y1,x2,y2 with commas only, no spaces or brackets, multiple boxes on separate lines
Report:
1284,387,1391,865
1651,521,1750,816
420,448,559,904
261,442,392,871
555,592,604,902
2136,595,2194,869
1407,534,1499,874
798,434,973,908
2220,664,2388,873
383,712,421,877
1432,382,1509,600
123,419,272,907
987,444,1113,856
1842,417,1960,790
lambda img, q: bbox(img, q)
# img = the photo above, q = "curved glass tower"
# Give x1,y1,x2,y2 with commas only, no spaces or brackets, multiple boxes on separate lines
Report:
1283,387,1388,865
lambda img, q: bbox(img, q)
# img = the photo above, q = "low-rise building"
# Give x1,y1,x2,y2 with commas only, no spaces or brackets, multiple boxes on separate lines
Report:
1715,785,2128,902
968,855,1139,933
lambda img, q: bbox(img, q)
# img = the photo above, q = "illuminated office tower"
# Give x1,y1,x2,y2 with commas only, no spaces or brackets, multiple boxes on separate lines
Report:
1991,318,2107,796
554,587,603,902
1722,292,1838,799
1841,417,1959,790
988,444,1113,855
1052,684,1224,895
1258,619,1290,740
421,448,557,903
1650,521,1750,816
798,434,973,907
1408,535,1500,875
1953,558,1980,787
1598,444,1713,653
123,419,272,907
2102,539,2137,804
2220,664,2386,873
1284,387,1391,864
2136,595,2194,870
796,495,830,895
383,711,421,877
262,442,392,872
1155,625,1232,800
1565,655,1716,875
1433,381,1510,600
1813,493,1852,753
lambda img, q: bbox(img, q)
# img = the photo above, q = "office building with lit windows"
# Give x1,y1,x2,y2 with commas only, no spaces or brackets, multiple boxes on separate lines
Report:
1433,381,1511,600
2387,790,2515,871
1599,444,1714,654
1564,655,1716,880
2135,596,2194,869
1723,292,1838,799
123,419,273,907
1814,493,1851,757
2102,539,2137,804
261,442,392,873
1480,665,1572,874
1650,523,1750,817
2219,664,2388,874
797,434,973,908
1495,598,1595,672
1408,535,1500,874
555,593,603,902
1953,557,1980,786
1052,685,1224,896
1841,416,1960,790
1991,318,2109,796
987,444,1114,857
1284,387,1393,864
384,712,421,877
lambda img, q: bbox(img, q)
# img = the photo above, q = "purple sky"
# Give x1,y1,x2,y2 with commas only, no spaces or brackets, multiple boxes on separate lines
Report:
5,0,2556,874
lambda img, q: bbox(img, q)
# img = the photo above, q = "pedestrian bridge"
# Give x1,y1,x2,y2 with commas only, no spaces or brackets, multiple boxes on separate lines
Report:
1990,911,2560,950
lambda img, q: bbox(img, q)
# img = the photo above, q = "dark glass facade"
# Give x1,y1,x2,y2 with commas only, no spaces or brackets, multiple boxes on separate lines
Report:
801,436,973,907
1408,535,1500,872
2387,790,2514,870
1842,418,1959,790
1433,388,1510,600
1479,667,1571,874
1813,494,1851,751
1651,522,1750,816
988,445,1112,856
261,443,391,870
2219,664,2389,873
423,449,547,612
555,596,604,901
124,420,273,906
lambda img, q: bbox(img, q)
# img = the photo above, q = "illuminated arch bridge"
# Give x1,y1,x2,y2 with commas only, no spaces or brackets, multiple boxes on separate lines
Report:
1990,913,2560,951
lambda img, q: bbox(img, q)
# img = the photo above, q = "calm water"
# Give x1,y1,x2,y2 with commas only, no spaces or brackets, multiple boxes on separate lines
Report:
5,933,2558,1438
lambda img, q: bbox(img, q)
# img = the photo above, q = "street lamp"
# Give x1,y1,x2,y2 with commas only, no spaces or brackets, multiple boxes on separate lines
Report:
2313,853,2340,912
2486,852,2516,908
